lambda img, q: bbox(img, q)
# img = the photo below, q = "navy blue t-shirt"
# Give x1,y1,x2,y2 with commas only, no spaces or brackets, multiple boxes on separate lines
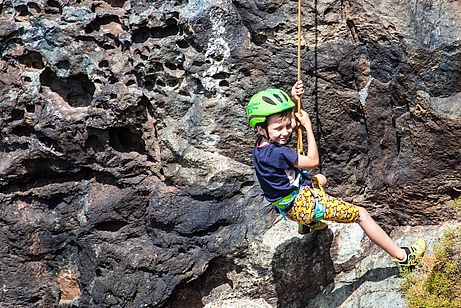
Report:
253,142,308,202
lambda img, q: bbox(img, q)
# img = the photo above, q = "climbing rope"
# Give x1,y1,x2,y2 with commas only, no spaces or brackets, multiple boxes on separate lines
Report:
296,0,303,154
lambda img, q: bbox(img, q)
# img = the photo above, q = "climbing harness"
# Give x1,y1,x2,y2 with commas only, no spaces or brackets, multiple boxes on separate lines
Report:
306,185,325,221
272,170,325,221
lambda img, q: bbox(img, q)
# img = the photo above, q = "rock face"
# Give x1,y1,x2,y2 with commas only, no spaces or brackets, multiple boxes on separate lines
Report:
0,0,460,307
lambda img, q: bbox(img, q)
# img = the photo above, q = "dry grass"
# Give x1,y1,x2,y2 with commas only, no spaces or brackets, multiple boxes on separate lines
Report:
402,226,461,308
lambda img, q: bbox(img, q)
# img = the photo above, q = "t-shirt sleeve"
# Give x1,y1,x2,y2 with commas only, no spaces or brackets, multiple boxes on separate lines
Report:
270,146,298,169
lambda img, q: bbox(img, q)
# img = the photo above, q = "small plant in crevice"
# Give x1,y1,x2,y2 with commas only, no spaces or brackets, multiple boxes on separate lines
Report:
402,225,461,308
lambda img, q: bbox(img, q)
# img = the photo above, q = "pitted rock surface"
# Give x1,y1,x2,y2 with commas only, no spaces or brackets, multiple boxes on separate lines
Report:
0,0,460,307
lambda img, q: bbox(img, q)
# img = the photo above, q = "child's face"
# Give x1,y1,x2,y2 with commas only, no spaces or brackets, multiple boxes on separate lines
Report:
259,112,296,145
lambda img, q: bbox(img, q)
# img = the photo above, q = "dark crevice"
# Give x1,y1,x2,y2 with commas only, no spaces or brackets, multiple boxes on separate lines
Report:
346,19,359,43
15,51,45,69
39,67,95,107
165,257,240,308
94,220,128,232
84,15,123,34
11,125,32,137
150,221,176,234
74,35,116,50
0,165,121,195
176,220,231,238
86,127,108,153
15,4,30,16
108,126,146,154
45,0,62,14
132,20,180,44
102,0,126,8
36,133,63,152
11,108,24,120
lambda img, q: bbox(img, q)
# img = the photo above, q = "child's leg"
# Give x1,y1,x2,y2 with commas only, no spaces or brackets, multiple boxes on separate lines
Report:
312,174,327,186
356,206,405,261
288,179,406,260
319,193,405,260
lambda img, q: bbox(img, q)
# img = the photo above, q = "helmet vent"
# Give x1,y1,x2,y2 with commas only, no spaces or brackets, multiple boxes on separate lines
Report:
281,91,290,101
262,96,277,105
273,93,283,103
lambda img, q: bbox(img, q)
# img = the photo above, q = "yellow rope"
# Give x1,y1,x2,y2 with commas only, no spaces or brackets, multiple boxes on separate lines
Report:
297,0,304,154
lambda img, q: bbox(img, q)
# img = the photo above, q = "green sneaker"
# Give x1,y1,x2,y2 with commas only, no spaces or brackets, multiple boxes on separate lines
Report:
297,220,328,235
396,239,427,275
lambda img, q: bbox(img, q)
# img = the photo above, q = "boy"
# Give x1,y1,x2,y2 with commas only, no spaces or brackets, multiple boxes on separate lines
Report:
246,80,426,274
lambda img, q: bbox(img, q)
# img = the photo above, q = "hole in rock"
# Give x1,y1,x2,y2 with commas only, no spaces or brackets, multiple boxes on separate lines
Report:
166,79,179,87
95,220,128,232
84,15,122,34
212,72,229,79
178,89,190,97
143,76,156,90
26,104,35,113
102,0,126,8
85,128,107,152
56,59,70,70
152,61,163,72
40,67,95,107
37,134,63,152
240,68,251,77
11,109,24,120
176,40,189,49
46,0,61,9
165,257,238,308
0,158,70,193
251,32,267,46
109,126,146,154
194,79,205,94
108,76,118,84
15,5,29,16
132,21,180,44
98,60,109,68
46,193,68,210
85,135,101,152
324,7,334,15
27,3,41,13
16,51,45,69
164,62,177,70
12,126,32,136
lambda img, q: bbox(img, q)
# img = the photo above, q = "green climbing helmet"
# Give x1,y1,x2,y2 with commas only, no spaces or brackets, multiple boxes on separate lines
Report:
246,88,296,128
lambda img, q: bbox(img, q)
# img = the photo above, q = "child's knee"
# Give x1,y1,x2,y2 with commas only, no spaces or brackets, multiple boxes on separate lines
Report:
313,174,327,186
357,206,370,222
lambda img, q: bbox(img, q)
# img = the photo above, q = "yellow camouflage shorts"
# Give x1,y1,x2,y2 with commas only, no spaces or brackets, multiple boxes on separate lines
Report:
286,177,360,225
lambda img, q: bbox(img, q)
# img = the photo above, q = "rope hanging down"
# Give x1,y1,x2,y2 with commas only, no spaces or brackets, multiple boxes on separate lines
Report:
296,0,303,154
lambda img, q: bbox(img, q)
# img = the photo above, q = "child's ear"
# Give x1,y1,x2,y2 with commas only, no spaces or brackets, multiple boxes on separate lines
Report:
256,125,265,135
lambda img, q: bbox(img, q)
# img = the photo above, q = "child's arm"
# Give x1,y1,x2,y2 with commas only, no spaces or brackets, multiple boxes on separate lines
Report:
293,109,319,169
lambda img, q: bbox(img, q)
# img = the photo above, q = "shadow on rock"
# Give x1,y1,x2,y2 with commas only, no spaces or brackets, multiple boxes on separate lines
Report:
309,266,400,308
272,229,335,308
